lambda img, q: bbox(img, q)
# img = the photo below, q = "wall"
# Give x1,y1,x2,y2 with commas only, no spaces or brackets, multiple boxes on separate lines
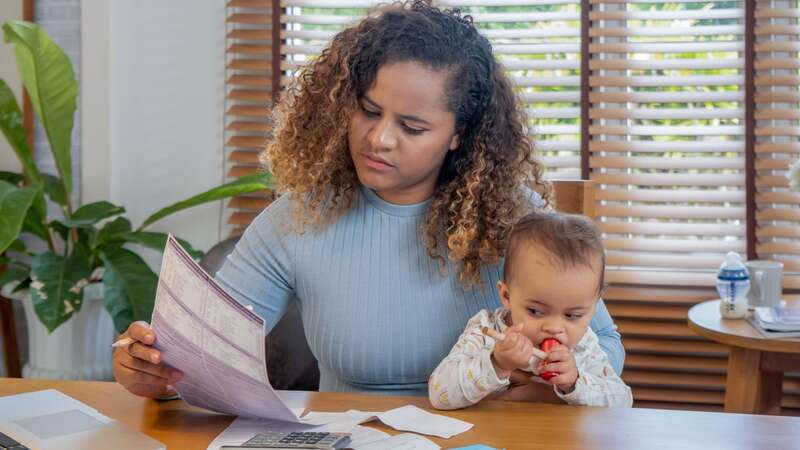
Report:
83,0,227,258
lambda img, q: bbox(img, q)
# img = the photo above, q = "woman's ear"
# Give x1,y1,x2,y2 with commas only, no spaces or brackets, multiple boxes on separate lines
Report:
448,133,460,151
497,280,511,309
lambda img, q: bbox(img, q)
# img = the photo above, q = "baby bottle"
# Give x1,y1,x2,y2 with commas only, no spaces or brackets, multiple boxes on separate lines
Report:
716,251,750,319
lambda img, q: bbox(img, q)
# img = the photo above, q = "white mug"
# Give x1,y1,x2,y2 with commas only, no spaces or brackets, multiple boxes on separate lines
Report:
745,260,783,308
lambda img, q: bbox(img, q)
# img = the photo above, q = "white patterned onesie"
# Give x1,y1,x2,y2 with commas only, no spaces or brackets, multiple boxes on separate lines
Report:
429,308,633,409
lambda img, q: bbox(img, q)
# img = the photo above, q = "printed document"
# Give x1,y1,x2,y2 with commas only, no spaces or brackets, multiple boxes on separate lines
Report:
151,235,298,421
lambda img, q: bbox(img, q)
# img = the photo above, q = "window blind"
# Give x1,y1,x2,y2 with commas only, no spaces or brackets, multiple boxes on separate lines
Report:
589,0,746,285
225,0,277,236
754,0,800,288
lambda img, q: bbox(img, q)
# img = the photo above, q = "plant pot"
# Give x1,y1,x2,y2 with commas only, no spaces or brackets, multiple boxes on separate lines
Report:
5,283,116,380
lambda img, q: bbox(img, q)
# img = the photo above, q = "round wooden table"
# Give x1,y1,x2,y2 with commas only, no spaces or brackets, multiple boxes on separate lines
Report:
688,300,800,415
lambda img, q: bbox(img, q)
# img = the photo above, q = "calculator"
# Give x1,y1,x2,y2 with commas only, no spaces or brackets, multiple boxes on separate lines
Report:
220,431,351,449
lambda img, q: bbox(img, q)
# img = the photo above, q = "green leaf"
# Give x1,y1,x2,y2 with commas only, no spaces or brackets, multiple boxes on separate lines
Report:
49,220,70,242
12,276,30,293
3,20,77,196
63,201,125,227
0,180,39,253
123,231,203,261
0,171,24,185
76,227,97,253
7,238,25,253
96,217,132,246
0,264,29,290
21,196,48,241
0,79,40,184
30,246,91,332
42,173,67,206
100,247,158,334
139,172,272,229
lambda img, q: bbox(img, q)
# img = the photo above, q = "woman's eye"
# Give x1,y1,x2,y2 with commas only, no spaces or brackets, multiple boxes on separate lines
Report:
361,106,380,118
402,124,425,135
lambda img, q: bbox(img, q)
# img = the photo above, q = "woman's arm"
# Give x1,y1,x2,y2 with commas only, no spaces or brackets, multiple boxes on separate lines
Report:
589,299,625,375
215,198,296,331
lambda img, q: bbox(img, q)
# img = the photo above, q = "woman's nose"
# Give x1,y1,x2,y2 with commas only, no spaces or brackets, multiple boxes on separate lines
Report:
367,118,398,151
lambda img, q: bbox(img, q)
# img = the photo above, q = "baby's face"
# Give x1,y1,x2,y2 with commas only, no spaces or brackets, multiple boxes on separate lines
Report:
497,244,600,349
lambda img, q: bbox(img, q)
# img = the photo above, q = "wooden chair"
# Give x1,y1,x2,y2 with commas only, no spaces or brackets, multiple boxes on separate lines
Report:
549,179,596,218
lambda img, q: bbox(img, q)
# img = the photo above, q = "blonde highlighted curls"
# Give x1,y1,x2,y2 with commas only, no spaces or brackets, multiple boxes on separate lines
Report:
263,1,550,287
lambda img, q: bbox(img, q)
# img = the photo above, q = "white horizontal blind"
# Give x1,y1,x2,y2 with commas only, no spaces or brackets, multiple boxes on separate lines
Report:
754,0,800,287
280,0,583,179
589,0,746,286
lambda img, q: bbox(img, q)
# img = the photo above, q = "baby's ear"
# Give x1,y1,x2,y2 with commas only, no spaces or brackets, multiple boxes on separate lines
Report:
496,280,511,309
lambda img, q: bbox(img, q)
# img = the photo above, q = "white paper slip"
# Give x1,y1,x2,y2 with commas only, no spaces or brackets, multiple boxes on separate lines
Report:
377,406,472,439
356,433,440,450
299,410,381,426
325,425,391,449
300,406,472,439
152,235,298,422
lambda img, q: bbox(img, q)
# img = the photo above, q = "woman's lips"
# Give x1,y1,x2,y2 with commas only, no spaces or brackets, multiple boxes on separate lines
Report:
362,153,394,170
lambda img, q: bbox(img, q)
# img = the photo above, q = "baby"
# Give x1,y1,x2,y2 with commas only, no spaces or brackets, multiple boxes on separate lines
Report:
429,211,632,409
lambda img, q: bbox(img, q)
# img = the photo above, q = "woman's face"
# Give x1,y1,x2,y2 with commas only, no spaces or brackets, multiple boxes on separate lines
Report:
348,61,460,205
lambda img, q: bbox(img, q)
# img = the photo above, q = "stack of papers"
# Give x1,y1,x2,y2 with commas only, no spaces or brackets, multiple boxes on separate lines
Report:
749,306,800,338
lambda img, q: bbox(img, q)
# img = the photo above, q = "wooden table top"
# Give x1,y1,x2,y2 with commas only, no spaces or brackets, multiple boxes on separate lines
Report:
688,300,800,353
3,378,800,449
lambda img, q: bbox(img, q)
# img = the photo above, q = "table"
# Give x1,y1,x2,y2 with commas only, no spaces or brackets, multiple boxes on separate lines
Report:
3,378,800,449
688,299,800,415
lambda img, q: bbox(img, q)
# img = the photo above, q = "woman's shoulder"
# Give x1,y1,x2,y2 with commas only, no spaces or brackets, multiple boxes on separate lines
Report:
518,184,547,210
244,192,297,238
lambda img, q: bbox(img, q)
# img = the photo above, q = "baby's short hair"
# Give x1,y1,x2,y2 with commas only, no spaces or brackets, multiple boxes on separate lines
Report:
503,211,605,295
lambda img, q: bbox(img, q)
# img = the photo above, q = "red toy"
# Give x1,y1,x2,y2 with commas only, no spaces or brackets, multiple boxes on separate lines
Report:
538,337,560,381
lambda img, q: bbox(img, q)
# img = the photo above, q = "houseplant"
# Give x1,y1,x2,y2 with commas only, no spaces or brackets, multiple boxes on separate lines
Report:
0,21,270,378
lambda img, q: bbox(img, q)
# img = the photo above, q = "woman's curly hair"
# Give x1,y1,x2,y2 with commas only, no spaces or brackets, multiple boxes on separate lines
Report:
264,0,550,286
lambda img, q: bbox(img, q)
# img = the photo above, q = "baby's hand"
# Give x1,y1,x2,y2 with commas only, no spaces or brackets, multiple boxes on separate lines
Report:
491,324,534,377
540,343,578,393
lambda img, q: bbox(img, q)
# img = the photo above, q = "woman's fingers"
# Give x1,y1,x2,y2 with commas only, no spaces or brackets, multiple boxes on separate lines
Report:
127,321,156,345
119,365,172,387
127,382,175,399
117,351,182,383
112,320,185,399
126,341,162,364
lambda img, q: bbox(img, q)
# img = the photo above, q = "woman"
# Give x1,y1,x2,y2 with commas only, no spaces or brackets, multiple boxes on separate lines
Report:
113,1,623,399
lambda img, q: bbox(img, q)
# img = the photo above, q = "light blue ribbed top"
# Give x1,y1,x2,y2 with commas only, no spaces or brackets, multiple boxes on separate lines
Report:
216,187,623,396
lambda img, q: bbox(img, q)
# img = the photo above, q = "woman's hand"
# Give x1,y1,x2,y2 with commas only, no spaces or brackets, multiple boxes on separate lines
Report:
112,321,183,398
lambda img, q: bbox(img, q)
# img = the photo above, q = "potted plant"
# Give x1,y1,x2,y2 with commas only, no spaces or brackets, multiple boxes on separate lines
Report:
0,21,270,379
